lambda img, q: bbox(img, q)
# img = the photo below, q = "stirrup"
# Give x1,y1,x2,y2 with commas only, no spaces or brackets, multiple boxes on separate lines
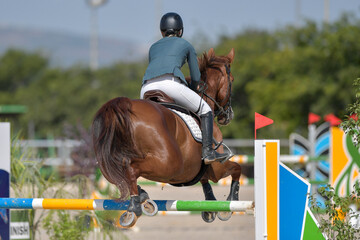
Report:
202,151,229,165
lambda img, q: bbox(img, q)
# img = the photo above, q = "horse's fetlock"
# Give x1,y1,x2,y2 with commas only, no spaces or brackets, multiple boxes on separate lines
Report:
128,195,142,216
137,185,150,203
227,180,240,201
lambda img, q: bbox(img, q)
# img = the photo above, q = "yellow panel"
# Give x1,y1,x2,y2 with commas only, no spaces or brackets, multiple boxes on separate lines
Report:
266,142,278,240
42,199,94,210
331,127,349,185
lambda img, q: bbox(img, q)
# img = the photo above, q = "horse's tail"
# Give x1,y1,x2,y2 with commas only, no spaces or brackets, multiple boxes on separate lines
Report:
92,97,141,199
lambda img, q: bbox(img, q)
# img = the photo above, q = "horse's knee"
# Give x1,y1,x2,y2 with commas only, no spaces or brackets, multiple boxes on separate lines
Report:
229,163,242,180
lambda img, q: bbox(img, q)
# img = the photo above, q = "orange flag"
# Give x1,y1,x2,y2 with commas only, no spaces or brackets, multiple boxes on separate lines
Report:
255,112,274,139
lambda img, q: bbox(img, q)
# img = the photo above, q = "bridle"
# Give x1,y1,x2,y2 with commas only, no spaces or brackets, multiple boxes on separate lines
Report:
200,64,233,121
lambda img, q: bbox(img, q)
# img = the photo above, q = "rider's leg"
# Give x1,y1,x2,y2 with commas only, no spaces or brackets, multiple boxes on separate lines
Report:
200,111,228,164
140,76,206,113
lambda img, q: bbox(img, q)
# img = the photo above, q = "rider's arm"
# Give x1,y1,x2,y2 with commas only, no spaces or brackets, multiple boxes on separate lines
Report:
187,45,201,92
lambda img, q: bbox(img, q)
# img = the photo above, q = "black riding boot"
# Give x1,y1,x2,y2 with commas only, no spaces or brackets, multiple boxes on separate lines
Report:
200,112,229,164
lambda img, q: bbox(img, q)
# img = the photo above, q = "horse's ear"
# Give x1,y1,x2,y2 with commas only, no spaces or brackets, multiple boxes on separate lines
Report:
227,48,235,63
208,48,214,57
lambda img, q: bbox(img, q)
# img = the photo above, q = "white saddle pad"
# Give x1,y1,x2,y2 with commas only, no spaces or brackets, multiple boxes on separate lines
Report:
169,109,202,142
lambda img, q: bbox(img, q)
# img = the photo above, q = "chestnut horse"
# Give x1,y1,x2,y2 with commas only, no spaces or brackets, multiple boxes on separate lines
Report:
92,48,242,225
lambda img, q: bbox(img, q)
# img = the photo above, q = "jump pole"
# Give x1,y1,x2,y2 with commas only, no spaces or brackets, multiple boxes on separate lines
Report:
0,198,254,212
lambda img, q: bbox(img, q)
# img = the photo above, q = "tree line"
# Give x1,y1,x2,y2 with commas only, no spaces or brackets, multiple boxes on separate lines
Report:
1,13,359,139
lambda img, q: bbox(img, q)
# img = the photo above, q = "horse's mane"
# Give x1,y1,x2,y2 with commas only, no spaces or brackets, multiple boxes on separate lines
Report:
198,51,231,74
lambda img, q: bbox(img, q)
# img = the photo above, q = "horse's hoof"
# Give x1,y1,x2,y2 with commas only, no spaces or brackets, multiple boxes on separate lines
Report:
119,211,138,228
217,211,232,221
141,199,158,216
201,211,217,223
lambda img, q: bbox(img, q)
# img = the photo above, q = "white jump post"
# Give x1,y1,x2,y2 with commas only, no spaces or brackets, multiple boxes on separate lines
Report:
0,123,10,240
255,140,279,240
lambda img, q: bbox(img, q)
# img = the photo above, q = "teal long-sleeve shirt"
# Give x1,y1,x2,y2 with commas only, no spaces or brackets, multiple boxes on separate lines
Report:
142,37,201,91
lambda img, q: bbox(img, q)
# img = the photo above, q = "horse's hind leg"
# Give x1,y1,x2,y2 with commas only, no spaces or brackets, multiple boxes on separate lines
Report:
120,196,141,228
137,185,158,216
138,185,149,202
119,167,142,227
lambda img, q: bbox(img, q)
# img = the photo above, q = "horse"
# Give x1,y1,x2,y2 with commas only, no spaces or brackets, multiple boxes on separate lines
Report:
92,48,242,226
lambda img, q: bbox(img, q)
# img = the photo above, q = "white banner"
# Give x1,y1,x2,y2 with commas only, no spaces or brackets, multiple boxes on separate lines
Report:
10,222,30,240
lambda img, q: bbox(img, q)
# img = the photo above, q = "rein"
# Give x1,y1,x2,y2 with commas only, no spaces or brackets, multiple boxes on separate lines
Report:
200,64,232,120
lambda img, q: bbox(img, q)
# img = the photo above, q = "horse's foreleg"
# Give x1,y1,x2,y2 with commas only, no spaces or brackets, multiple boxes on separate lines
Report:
226,162,242,201
200,179,217,223
200,179,216,200
227,181,240,201
219,162,242,222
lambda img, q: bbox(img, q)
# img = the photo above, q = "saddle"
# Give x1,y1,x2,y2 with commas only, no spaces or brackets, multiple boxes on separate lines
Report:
143,90,175,104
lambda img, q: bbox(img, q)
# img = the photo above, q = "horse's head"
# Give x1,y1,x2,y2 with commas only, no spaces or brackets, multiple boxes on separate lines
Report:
198,48,235,125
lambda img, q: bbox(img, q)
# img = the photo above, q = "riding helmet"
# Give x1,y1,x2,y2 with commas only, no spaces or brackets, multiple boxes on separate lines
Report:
160,12,183,37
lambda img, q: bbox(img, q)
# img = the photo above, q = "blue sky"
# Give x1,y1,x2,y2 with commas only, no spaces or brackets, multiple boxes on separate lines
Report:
0,0,359,47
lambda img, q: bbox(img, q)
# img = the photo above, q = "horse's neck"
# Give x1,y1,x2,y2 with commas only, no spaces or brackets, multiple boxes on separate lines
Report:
187,70,218,111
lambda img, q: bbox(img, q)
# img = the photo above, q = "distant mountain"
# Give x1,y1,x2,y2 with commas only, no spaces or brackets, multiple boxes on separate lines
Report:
0,25,148,67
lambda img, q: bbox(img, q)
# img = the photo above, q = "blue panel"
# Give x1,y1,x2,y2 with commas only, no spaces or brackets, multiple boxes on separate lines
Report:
318,161,329,173
315,171,327,181
293,146,307,155
280,163,310,240
315,133,329,156
0,170,9,240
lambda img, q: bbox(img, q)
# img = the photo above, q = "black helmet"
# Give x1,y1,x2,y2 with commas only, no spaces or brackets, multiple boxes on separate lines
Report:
160,12,183,37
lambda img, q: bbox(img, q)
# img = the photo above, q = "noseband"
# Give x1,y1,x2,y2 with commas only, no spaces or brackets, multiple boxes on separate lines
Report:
200,64,233,121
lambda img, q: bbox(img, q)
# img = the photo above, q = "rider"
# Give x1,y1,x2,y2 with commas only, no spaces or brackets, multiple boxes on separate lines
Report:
140,12,229,164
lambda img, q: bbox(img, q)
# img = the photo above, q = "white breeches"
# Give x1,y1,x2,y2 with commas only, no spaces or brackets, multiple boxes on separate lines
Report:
140,74,212,115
